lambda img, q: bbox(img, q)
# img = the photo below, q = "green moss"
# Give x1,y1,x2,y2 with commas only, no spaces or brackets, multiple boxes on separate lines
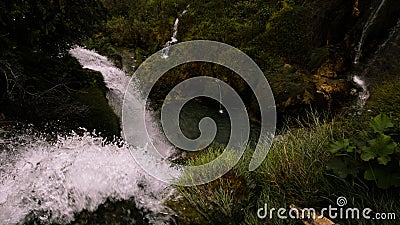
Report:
262,6,311,64
368,79,400,123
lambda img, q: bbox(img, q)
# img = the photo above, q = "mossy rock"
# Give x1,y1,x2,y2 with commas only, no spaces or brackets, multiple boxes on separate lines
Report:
74,86,120,138
368,79,400,123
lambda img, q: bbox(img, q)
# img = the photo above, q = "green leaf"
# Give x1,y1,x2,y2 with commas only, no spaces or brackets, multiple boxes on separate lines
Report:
369,114,394,134
364,167,386,181
327,139,353,154
377,155,391,165
364,167,400,189
327,157,359,178
361,134,397,164
360,149,376,162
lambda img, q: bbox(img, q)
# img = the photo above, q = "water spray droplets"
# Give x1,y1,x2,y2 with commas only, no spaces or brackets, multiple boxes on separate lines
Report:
352,75,370,110
215,80,224,114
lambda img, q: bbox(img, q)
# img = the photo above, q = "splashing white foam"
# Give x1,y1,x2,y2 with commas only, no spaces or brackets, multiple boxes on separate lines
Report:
0,47,178,224
0,133,173,224
353,75,370,110
353,75,367,92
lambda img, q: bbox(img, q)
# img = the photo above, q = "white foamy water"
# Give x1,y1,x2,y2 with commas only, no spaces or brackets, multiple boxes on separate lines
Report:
353,75,367,92
0,47,178,224
353,75,370,110
69,47,131,117
0,133,172,224
70,47,175,157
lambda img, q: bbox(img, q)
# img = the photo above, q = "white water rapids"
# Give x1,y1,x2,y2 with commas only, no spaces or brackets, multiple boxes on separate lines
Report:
0,47,177,225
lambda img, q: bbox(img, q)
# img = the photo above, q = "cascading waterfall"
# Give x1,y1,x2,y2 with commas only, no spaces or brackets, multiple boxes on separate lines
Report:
351,0,390,111
0,47,177,225
352,16,400,112
70,47,176,156
351,1,400,112
70,47,130,117
354,0,387,65
368,16,400,67
160,6,189,59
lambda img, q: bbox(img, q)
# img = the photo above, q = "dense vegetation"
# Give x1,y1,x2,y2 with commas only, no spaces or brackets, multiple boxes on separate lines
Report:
1,0,400,224
92,0,358,118
0,0,119,136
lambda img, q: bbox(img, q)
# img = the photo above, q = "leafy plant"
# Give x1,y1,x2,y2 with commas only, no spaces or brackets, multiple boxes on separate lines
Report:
327,114,400,188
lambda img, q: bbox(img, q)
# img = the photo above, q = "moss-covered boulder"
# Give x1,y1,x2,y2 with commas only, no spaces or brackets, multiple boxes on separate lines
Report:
73,86,120,138
0,54,120,138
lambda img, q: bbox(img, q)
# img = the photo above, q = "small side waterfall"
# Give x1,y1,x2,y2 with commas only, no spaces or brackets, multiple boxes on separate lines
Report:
351,1,400,113
351,0,393,112
354,0,387,64
160,7,189,59
370,16,400,65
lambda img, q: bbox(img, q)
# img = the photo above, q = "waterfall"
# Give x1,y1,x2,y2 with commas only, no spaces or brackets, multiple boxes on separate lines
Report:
69,47,130,117
0,48,177,224
353,75,370,110
370,16,400,65
351,0,390,112
354,0,387,64
70,47,176,156
160,6,189,59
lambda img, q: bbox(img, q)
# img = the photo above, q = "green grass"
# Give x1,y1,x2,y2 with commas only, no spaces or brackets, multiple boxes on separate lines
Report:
170,113,400,224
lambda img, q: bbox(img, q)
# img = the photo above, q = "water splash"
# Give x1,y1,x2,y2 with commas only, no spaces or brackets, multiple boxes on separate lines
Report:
216,80,224,114
354,0,387,64
0,132,173,224
0,48,178,224
353,75,370,110
160,6,189,59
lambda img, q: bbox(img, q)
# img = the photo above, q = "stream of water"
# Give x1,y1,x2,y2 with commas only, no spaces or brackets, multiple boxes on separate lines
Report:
160,7,189,59
0,47,176,225
351,0,397,111
354,0,387,65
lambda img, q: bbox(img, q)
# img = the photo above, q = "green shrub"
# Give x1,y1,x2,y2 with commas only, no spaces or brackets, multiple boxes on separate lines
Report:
262,6,312,64
171,113,400,224
327,114,400,189
172,113,337,224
